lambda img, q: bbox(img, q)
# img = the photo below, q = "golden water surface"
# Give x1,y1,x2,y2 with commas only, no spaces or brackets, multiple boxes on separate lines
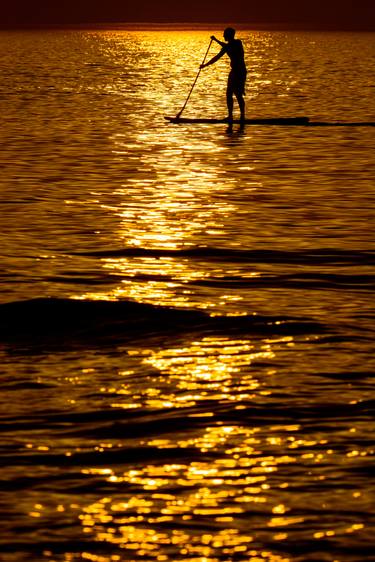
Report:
0,29,374,562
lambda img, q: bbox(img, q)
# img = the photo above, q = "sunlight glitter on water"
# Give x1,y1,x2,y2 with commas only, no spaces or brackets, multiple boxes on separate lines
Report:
75,422,369,561
109,128,239,250
72,255,262,311
104,336,277,410
73,337,305,558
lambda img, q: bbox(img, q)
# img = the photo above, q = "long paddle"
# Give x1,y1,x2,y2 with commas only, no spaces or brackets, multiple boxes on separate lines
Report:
175,39,213,119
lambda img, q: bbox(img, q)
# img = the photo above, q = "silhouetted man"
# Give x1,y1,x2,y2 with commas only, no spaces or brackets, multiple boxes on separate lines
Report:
201,27,247,122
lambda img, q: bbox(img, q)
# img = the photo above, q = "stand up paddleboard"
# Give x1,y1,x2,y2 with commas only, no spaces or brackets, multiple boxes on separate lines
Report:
165,116,310,125
165,117,375,127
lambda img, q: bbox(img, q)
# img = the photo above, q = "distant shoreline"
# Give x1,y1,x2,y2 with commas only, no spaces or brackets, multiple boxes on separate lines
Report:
1,22,375,32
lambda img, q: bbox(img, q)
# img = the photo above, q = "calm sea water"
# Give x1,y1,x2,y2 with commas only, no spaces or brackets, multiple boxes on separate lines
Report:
0,29,375,561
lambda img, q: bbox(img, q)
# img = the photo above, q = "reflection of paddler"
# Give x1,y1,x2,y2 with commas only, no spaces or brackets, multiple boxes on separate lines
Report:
200,27,247,122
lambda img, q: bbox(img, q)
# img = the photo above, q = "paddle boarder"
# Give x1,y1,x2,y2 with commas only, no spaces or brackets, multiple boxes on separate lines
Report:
200,27,247,122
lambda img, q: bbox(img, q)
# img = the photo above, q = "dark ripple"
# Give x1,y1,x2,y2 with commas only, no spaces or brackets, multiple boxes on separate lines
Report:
44,271,375,291
0,297,326,345
1,446,209,468
72,246,375,265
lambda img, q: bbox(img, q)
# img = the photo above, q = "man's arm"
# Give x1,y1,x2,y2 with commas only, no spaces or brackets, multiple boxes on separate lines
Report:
200,47,226,69
210,35,226,48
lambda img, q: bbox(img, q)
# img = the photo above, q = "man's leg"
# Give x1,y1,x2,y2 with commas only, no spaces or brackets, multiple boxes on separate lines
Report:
226,73,234,121
236,92,245,121
226,91,234,121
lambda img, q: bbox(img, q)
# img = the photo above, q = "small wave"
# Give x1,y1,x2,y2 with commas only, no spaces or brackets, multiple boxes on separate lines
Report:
0,297,325,345
186,272,375,291
43,270,374,293
72,247,375,266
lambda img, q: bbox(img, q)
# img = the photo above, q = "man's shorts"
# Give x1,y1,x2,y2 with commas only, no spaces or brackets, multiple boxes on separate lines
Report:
227,69,247,96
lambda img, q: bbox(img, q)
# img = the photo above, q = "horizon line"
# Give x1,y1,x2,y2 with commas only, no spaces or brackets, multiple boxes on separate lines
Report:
1,21,375,32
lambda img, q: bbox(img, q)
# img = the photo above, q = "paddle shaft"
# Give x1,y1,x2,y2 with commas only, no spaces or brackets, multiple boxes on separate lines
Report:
175,39,213,118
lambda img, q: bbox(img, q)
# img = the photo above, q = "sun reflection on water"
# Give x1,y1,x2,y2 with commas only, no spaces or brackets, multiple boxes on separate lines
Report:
68,328,370,559
109,126,238,250
73,254,263,311
113,336,275,410
75,336,299,559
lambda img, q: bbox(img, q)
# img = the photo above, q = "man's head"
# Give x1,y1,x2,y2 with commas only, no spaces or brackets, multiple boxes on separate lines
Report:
224,27,236,41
